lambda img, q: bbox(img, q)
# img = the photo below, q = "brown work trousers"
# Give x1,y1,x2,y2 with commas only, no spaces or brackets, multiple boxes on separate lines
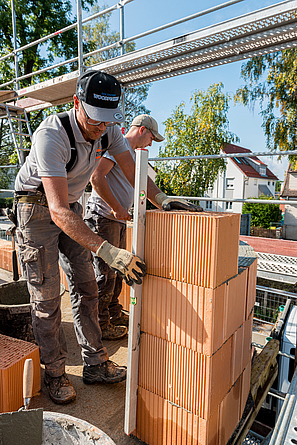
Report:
16,201,108,377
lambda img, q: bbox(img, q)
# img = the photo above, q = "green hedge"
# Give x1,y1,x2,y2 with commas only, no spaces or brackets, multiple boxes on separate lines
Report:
0,197,13,209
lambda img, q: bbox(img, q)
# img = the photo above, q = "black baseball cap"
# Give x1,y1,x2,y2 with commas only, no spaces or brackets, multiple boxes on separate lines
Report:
76,70,124,123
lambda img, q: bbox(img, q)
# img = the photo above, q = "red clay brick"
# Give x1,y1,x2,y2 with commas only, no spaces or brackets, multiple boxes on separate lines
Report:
224,268,247,341
218,374,242,445
144,210,240,288
246,259,257,320
241,361,251,416
0,334,41,413
231,324,244,385
138,333,234,420
136,387,223,445
243,311,253,369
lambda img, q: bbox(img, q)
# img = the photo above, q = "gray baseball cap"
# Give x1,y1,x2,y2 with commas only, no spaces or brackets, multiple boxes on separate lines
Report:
131,114,164,142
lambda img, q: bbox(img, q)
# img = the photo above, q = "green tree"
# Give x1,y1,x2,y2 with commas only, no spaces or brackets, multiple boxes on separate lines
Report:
242,195,281,228
0,0,96,188
84,4,150,129
275,180,282,193
155,82,239,197
0,0,96,87
235,49,297,159
0,2,150,189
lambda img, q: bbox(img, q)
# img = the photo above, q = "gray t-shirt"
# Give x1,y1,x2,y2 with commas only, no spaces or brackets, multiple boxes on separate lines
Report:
15,108,127,203
87,137,135,223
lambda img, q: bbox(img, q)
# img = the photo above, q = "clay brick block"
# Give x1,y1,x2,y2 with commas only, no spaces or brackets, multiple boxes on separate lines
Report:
136,387,200,445
144,210,240,288
141,272,248,357
246,258,257,320
218,374,242,445
118,280,130,312
224,268,247,342
231,324,244,385
241,361,251,416
138,333,233,420
243,311,253,369
136,387,222,445
0,334,41,413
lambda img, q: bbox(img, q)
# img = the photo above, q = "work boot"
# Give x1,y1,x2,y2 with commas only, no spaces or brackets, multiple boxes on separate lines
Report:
44,372,76,405
101,323,127,340
83,360,127,384
111,311,129,328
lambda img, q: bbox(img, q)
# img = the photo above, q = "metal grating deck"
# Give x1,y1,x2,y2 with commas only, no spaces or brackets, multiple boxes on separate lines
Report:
9,0,297,109
91,0,297,87
256,252,297,284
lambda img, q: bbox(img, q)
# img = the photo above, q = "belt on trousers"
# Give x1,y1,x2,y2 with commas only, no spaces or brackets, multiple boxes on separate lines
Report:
14,191,48,207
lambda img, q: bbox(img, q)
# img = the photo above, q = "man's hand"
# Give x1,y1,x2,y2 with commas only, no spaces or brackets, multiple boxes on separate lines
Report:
155,192,203,212
96,241,146,286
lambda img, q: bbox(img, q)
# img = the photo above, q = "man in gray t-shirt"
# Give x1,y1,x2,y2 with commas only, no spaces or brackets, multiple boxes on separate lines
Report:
14,70,202,405
84,115,164,340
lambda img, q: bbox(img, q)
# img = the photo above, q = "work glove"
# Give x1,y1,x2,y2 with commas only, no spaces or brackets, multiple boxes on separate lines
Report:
96,240,146,286
155,192,203,212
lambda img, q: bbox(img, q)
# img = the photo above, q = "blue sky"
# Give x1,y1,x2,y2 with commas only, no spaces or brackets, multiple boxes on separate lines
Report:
79,0,290,180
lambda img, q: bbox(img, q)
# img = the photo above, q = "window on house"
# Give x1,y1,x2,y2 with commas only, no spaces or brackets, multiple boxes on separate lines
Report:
254,179,257,186
272,181,275,186
209,201,212,209
226,178,234,189
206,201,209,209
268,181,270,186
226,202,233,210
259,166,266,176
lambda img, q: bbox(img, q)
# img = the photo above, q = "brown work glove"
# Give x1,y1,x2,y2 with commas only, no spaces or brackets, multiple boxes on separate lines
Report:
96,240,146,286
155,192,203,212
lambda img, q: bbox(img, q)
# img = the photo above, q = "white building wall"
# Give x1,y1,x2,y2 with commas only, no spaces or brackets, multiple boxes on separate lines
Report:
202,159,277,213
283,202,297,240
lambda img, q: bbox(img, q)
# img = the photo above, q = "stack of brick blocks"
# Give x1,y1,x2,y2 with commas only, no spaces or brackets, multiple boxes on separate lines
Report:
0,334,41,413
119,210,257,445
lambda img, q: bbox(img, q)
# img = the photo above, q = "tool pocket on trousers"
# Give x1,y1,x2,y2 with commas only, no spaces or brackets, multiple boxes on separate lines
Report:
17,242,45,285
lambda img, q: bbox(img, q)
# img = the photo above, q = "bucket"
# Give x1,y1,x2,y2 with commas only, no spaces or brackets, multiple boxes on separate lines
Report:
0,280,65,343
42,411,116,444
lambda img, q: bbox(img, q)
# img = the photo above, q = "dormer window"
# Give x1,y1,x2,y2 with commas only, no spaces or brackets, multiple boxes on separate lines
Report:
259,166,266,176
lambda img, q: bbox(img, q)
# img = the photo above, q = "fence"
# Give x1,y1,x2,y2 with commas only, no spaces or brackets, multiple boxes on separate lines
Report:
254,285,297,324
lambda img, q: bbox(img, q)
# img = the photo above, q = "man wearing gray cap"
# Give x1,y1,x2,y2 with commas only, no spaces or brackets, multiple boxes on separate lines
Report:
84,114,165,340
14,70,201,405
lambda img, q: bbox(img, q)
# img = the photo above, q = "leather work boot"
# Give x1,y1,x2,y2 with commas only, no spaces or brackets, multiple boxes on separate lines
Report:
101,323,127,340
44,372,76,404
111,311,129,328
83,360,127,384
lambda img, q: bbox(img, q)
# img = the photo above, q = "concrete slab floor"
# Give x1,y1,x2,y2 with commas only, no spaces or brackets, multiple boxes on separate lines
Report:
27,290,143,445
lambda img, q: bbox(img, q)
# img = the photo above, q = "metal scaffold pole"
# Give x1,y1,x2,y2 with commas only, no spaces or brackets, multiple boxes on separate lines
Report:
124,148,148,436
77,0,84,74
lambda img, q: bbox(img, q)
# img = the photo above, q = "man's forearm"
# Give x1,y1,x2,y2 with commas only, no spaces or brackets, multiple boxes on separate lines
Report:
50,206,104,253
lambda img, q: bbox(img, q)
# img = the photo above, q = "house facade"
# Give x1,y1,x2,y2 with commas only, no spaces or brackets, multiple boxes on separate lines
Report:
281,164,297,240
201,144,278,213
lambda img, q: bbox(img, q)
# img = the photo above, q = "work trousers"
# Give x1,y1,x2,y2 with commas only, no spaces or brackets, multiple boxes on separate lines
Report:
16,201,108,377
84,211,126,328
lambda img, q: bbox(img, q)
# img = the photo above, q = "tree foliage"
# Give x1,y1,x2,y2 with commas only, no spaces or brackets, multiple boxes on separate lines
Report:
0,0,97,86
0,1,150,189
235,49,297,161
242,195,281,228
84,4,150,129
155,82,239,197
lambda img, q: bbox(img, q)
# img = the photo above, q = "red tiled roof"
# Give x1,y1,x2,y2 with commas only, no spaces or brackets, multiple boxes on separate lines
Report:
223,143,278,180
